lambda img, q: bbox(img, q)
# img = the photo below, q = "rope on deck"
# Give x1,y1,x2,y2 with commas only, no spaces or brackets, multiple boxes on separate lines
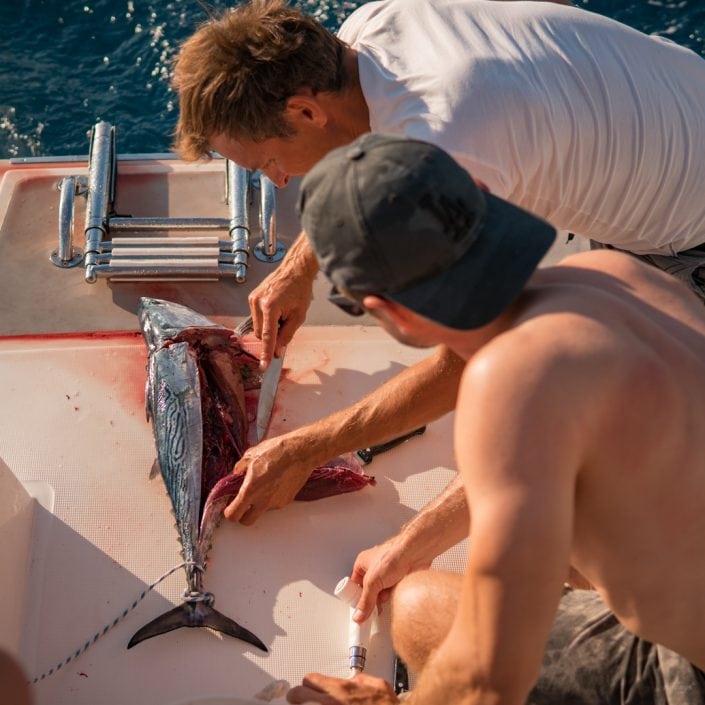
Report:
28,560,204,685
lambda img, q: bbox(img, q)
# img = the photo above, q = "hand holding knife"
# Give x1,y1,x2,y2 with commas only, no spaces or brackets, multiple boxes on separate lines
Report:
237,316,427,454
235,315,286,441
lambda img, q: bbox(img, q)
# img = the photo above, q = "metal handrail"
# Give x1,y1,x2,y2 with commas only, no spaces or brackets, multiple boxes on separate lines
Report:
51,176,83,268
254,175,285,263
83,122,116,283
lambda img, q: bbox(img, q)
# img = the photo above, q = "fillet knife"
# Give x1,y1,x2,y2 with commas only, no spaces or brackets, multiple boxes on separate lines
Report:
354,426,426,465
256,350,285,441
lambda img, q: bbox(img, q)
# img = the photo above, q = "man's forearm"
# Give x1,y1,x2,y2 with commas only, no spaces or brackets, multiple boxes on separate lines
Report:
277,344,464,468
397,474,469,566
286,231,320,280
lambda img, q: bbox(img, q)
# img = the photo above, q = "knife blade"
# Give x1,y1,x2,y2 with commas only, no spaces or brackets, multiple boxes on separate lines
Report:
256,351,285,441
354,426,426,465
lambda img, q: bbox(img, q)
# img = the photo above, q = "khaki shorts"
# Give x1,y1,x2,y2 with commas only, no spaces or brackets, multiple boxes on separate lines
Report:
528,588,705,705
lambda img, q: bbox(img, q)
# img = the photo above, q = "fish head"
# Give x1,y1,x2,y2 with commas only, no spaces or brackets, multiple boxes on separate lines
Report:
138,297,231,352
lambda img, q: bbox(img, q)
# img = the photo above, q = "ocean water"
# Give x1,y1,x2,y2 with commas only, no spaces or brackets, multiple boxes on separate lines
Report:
0,0,703,158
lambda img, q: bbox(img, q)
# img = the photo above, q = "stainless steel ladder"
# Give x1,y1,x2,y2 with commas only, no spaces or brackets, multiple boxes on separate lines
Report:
52,121,286,283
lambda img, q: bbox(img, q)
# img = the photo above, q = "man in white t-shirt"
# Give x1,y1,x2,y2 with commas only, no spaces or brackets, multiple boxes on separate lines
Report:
171,0,705,526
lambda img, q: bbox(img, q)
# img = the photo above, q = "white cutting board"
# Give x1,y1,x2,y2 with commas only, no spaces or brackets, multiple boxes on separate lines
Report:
0,326,463,705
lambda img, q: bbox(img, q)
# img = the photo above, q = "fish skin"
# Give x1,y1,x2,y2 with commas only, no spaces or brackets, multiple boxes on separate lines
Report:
130,297,266,652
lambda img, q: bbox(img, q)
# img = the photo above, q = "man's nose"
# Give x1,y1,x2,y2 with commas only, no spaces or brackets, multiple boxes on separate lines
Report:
265,167,290,189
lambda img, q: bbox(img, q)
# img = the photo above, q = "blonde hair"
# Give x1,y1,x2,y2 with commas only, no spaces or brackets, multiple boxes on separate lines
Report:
172,0,348,160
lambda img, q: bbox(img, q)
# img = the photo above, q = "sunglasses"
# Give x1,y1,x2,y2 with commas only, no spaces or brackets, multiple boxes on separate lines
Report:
327,285,365,317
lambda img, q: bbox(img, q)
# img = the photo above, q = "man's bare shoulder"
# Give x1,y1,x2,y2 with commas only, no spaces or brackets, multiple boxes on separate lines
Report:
556,247,649,274
531,248,705,339
462,312,618,432
460,247,705,446
454,317,610,491
554,247,691,299
463,254,701,415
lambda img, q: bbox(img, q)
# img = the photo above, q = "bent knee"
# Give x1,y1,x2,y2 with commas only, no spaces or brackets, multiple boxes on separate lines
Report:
391,570,461,673
392,570,462,616
392,571,436,622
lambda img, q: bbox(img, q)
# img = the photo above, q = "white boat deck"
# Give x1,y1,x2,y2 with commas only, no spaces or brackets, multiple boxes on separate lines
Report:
0,155,585,704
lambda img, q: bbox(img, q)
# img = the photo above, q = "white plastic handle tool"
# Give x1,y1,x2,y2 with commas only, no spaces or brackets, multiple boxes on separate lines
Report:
334,576,374,673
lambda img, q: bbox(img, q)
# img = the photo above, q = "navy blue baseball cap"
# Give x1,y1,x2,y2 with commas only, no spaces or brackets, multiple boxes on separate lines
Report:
297,133,556,329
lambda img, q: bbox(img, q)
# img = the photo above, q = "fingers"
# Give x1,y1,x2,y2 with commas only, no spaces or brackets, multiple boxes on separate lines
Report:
224,487,269,526
355,578,383,622
259,314,281,370
248,259,312,368
288,673,398,704
223,494,247,523
350,558,368,587
222,455,285,525
256,305,305,365
224,495,268,526
223,470,255,523
248,292,264,344
287,685,339,704
287,673,340,704
223,438,300,525
248,287,278,370
352,552,386,622
350,554,377,621
287,674,344,704
351,546,399,620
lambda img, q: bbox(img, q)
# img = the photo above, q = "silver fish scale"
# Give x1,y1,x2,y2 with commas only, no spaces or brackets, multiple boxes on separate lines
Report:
151,341,203,579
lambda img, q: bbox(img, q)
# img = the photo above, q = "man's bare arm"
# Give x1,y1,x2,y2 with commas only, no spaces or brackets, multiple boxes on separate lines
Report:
351,474,469,620
408,335,590,705
225,344,465,524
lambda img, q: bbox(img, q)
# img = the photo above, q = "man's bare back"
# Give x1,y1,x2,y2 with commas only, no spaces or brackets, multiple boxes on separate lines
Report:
461,248,705,671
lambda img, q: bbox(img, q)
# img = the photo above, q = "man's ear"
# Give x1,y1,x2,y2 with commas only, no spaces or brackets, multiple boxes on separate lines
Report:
284,93,328,128
363,295,416,333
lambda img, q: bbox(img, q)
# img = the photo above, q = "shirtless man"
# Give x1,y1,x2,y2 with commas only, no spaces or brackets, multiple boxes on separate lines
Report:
284,134,705,704
171,0,705,526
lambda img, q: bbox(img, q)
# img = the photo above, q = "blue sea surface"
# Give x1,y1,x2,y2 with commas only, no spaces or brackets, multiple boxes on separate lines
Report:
0,0,703,158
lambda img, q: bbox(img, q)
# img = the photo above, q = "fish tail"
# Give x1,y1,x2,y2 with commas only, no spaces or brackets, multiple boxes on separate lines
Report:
127,597,267,652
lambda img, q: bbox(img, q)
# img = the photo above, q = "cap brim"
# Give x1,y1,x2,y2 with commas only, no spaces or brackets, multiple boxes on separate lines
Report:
389,193,556,329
